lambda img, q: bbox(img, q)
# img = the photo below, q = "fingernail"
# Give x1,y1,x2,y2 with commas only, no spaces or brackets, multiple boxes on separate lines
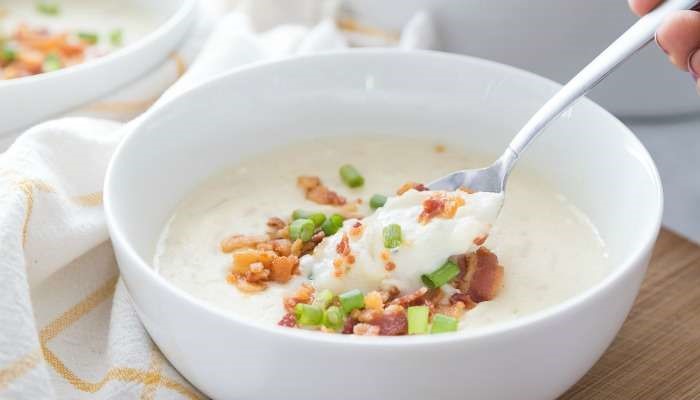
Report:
655,33,669,55
689,49,700,82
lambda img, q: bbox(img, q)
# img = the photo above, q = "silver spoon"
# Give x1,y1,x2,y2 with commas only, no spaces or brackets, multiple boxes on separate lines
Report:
429,0,698,193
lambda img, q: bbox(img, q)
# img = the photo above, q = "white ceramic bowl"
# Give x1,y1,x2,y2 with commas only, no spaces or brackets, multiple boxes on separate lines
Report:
105,50,663,400
0,0,196,136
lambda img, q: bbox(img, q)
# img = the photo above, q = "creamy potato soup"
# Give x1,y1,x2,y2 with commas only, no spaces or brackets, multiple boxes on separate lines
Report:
155,136,609,336
0,0,159,79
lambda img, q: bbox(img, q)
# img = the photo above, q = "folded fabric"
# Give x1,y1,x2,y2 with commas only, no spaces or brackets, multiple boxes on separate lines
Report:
0,3,435,399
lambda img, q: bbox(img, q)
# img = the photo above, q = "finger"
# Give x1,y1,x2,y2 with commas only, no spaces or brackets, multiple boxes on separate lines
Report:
655,10,700,70
628,0,664,16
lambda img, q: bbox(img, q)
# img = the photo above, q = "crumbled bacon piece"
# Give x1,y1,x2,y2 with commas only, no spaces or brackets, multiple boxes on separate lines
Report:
436,301,469,319
390,287,429,307
418,193,465,224
353,323,380,336
449,292,477,310
336,234,350,256
297,175,346,206
232,277,266,293
221,234,269,253
379,286,400,303
378,310,408,336
266,217,287,231
349,221,364,239
384,262,396,271
396,182,429,195
357,309,383,324
283,283,315,313
467,248,504,302
473,233,488,246
271,239,292,256
278,313,297,328
342,318,358,334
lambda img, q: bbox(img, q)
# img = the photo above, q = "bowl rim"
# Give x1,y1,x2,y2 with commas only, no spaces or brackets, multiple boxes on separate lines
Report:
0,0,197,87
104,49,664,346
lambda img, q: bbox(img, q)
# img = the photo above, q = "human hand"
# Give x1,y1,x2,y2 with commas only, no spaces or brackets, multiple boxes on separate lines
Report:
629,0,700,84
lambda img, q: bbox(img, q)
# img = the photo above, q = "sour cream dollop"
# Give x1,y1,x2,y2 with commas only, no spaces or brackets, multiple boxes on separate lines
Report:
300,190,504,294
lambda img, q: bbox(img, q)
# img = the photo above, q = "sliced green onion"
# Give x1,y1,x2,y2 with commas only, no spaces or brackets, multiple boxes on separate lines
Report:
383,224,403,249
321,213,344,236
0,47,16,62
77,31,99,45
421,260,460,289
289,218,315,242
36,1,60,15
369,194,387,209
407,305,430,335
322,306,344,330
109,29,123,46
42,53,62,72
314,289,334,309
339,164,364,188
292,209,326,227
338,289,364,314
295,303,323,326
431,314,459,334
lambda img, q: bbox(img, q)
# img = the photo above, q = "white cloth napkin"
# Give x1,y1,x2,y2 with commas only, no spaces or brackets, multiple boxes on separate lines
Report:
0,1,435,398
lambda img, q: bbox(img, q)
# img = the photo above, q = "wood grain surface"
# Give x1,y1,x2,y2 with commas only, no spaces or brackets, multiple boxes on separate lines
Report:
560,229,700,400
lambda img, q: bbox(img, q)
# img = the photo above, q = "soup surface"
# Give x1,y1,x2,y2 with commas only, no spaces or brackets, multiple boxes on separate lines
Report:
155,136,609,332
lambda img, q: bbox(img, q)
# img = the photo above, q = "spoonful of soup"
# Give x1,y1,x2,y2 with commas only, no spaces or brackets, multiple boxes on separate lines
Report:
428,0,698,194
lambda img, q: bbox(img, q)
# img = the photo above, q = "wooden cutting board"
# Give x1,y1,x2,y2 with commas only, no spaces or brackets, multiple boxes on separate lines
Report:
559,229,700,399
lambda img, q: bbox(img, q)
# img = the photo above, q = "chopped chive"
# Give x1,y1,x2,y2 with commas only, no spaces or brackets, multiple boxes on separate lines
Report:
0,47,16,62
295,303,323,326
338,289,364,314
407,305,430,335
289,218,315,242
321,213,344,236
77,31,99,45
383,224,402,249
42,53,62,72
322,306,344,330
421,260,460,289
339,164,364,188
292,209,325,227
314,289,334,309
109,29,123,46
431,314,459,334
36,1,60,15
369,194,387,209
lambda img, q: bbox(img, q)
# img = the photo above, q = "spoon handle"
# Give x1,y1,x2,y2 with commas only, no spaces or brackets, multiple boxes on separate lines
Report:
502,0,698,167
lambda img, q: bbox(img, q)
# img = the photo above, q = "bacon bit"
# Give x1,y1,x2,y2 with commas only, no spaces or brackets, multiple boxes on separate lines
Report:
473,233,489,246
380,286,400,303
336,234,350,256
271,239,292,256
418,193,466,224
349,221,364,239
231,249,274,273
345,254,356,265
390,287,429,307
256,242,274,251
342,318,358,334
467,248,504,302
278,313,297,328
434,144,446,153
396,181,429,196
380,249,391,262
311,231,326,243
459,186,476,194
357,309,383,324
449,293,477,310
283,283,315,313
436,301,468,319
221,234,269,253
333,258,345,277
426,288,445,304
270,255,299,283
364,291,384,310
297,175,346,206
378,310,408,336
384,262,396,272
266,217,287,231
353,323,381,336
